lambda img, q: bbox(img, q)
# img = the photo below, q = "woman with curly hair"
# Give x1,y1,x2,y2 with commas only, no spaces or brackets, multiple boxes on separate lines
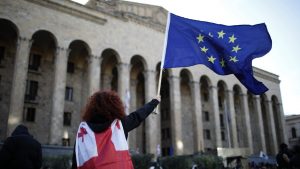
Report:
72,90,160,169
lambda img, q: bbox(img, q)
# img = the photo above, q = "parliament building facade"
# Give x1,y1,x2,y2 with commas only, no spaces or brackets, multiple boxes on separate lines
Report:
0,0,286,157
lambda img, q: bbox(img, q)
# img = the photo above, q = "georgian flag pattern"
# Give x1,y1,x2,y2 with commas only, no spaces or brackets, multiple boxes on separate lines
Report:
75,120,133,169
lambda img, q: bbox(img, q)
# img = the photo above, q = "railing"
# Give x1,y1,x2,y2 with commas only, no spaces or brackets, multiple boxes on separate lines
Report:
42,145,73,157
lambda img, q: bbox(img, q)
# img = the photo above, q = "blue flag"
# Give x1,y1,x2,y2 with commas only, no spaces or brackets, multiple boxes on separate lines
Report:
162,13,272,95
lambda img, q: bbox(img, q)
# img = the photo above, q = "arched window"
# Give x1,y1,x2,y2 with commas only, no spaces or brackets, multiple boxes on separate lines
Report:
292,127,297,138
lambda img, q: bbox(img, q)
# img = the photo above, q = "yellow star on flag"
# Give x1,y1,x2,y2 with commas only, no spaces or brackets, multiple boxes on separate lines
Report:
232,45,241,53
200,46,208,53
218,30,226,39
220,58,226,67
208,55,216,64
229,34,237,43
229,56,239,62
196,34,204,43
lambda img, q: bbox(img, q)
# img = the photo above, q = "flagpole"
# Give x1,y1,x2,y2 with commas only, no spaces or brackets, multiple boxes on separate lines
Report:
153,12,171,114
156,66,164,100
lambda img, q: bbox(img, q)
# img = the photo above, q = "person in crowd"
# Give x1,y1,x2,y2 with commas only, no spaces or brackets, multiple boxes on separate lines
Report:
0,124,42,169
235,158,243,169
290,145,300,169
72,90,160,169
276,143,292,169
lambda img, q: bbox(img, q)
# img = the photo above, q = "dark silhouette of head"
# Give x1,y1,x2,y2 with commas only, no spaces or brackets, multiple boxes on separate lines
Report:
279,143,288,151
82,90,125,123
11,124,30,136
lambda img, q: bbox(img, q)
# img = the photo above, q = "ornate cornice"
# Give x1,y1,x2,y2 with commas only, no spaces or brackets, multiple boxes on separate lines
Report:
122,12,166,32
24,0,107,25
88,0,167,32
24,0,167,32
253,67,281,84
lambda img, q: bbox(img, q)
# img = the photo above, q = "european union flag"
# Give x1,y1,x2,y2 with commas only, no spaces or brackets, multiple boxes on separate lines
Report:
162,13,272,95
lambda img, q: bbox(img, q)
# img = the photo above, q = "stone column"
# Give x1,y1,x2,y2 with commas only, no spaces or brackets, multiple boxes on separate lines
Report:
210,86,222,148
7,37,33,136
117,63,130,105
169,75,183,155
254,95,266,152
278,103,288,144
191,81,204,152
266,100,278,154
144,69,159,155
117,63,131,146
241,93,253,153
49,47,70,144
226,90,238,148
128,79,137,149
88,55,101,95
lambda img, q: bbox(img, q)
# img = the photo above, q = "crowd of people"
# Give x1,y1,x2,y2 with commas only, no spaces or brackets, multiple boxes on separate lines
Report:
248,143,300,169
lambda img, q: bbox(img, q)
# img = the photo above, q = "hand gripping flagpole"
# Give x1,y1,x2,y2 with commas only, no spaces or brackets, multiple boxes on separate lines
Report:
152,12,171,115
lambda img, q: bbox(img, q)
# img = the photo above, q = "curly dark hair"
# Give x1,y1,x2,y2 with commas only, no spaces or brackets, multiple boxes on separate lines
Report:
82,90,126,122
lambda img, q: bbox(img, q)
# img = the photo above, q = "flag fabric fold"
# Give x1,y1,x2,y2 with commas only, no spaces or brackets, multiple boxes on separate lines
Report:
162,13,272,95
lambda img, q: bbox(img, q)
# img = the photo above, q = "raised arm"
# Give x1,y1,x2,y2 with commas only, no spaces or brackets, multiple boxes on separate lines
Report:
121,97,160,138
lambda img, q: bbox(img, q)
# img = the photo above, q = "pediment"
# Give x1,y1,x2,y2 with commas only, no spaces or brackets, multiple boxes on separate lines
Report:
87,0,168,31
